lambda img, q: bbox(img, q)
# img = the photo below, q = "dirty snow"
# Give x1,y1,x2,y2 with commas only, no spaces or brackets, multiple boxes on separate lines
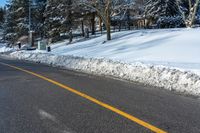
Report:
1,28,200,96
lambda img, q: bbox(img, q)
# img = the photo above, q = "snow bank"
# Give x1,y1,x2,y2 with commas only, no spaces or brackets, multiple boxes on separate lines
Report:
0,44,14,53
9,51,200,96
1,28,200,96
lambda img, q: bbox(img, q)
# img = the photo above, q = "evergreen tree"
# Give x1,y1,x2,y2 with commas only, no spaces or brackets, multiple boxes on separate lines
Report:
145,0,183,28
43,0,73,42
145,0,181,19
4,0,29,43
31,0,47,38
0,7,5,24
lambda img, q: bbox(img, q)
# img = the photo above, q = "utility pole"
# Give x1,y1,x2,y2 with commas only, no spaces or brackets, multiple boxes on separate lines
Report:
29,0,31,32
29,0,34,47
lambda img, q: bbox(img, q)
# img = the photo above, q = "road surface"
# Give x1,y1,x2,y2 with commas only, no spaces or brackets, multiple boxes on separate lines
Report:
0,56,200,133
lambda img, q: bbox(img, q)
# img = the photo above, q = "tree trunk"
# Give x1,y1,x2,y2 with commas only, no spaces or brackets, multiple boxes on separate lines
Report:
69,30,73,43
105,16,111,40
119,21,121,31
189,0,192,10
189,0,200,27
81,20,85,37
99,16,103,34
91,12,95,35
127,9,131,30
106,21,111,40
105,2,111,41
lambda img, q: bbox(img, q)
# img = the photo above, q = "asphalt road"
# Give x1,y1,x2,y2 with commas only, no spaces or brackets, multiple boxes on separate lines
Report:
1,57,200,133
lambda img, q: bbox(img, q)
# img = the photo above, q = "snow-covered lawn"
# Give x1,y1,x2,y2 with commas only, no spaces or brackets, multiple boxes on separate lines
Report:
1,28,200,96
50,28,200,75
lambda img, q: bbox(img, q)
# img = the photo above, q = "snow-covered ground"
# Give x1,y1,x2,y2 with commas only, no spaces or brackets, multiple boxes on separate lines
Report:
50,28,200,75
0,43,14,53
1,28,200,96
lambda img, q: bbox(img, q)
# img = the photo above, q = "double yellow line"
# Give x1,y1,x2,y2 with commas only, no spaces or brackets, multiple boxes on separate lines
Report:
0,62,167,133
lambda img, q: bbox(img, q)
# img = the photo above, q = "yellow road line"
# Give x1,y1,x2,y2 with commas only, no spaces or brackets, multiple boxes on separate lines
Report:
0,62,167,133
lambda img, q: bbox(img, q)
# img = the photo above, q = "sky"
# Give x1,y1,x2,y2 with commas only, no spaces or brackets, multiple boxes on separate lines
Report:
0,0,6,7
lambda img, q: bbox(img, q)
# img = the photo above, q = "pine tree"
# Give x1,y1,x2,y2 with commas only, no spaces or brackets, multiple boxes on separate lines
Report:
31,0,47,38
43,0,73,42
145,0,182,28
0,7,5,24
145,0,181,19
4,0,29,43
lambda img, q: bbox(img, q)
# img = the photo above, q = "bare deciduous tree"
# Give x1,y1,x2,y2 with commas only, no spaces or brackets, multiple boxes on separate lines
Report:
178,0,200,27
77,0,135,41
77,0,112,40
188,0,200,27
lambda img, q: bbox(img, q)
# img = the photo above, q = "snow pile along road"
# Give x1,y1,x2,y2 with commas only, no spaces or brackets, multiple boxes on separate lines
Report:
1,28,200,96
9,50,200,96
0,44,14,53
